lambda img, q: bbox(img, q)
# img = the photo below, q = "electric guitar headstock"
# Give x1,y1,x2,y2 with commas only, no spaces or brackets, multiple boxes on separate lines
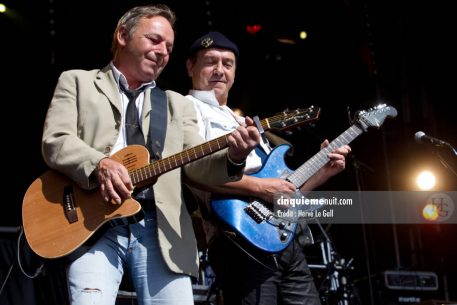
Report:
266,106,321,132
354,103,398,131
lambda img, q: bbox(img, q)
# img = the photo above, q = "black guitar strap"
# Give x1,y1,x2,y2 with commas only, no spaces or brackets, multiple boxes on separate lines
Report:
147,86,168,160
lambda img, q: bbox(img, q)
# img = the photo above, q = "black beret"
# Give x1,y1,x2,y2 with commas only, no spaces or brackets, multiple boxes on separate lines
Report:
188,31,239,59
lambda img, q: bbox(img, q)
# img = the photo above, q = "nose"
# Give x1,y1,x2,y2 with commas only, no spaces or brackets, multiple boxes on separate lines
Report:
213,62,223,75
156,41,169,56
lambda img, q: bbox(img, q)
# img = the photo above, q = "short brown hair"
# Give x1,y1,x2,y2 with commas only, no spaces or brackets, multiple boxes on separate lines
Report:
111,4,176,55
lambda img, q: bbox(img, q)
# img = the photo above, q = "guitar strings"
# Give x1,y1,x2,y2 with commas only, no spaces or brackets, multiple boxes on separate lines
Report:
127,107,315,184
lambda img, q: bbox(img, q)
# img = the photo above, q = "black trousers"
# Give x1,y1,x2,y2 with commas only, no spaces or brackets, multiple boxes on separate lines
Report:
208,234,321,305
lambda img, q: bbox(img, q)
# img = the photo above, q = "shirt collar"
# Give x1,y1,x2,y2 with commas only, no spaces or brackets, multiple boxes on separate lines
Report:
110,62,156,91
188,89,220,107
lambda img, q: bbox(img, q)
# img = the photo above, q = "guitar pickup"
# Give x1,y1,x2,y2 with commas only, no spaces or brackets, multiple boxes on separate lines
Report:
63,185,78,224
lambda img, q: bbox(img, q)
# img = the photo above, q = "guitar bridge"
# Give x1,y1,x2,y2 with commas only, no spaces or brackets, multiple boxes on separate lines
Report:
244,201,273,223
63,185,78,224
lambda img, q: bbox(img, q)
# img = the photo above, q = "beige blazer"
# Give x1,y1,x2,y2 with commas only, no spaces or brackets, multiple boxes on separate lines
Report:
42,65,239,277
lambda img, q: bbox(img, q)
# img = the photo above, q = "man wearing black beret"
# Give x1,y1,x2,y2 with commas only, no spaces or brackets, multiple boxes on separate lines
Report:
184,31,351,305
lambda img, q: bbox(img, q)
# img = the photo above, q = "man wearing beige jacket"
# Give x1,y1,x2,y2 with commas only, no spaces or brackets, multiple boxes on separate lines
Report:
41,5,259,305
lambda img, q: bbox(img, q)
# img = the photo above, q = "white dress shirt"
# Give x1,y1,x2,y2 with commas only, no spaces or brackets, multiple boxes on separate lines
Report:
186,89,269,174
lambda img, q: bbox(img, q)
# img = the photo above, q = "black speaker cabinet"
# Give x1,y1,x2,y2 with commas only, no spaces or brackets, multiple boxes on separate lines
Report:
354,270,444,305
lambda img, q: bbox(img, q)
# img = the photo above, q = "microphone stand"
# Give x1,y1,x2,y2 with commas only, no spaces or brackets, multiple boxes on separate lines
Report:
434,147,457,178
423,143,456,302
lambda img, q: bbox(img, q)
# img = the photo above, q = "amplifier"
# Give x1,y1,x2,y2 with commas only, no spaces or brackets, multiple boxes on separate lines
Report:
379,271,441,304
355,270,443,305
384,270,439,291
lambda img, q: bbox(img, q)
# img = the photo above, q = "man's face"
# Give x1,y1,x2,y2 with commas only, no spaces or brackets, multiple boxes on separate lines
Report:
187,48,236,105
118,16,174,88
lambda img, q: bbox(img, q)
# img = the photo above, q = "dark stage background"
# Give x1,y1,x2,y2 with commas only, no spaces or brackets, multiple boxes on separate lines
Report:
1,0,456,304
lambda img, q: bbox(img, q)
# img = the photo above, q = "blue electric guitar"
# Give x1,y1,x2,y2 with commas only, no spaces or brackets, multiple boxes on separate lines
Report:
211,104,398,253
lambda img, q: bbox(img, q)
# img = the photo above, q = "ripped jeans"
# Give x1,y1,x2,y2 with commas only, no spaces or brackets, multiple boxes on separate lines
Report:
66,210,194,305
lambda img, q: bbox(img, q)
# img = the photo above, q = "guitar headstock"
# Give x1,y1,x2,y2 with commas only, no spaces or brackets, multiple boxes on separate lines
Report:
355,103,398,131
268,106,321,131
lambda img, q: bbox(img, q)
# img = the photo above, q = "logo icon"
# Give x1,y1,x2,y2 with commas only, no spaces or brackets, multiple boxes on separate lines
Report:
423,193,455,222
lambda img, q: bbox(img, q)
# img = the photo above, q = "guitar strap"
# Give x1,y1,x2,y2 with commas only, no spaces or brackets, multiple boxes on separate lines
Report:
146,86,168,160
253,115,269,148
221,230,279,272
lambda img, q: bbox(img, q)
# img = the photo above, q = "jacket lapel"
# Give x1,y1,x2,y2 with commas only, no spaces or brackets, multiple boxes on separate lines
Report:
94,65,122,114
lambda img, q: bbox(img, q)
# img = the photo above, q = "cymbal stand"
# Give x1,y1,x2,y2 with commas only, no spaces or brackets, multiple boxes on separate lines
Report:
308,219,355,305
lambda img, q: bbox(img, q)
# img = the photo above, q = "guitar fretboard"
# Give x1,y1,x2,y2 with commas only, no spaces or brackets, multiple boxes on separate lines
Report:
127,106,318,186
129,135,230,185
287,124,364,187
128,116,275,186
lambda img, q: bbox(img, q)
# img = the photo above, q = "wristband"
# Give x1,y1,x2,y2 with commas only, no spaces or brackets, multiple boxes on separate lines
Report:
227,153,246,167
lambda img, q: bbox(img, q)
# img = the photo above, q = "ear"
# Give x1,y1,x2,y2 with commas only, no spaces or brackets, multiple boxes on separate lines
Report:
185,59,193,77
117,26,128,47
